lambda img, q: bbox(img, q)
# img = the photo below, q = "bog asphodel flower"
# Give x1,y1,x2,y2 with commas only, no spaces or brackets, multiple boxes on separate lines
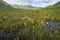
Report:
40,18,45,26
27,18,34,24
24,21,27,28
35,19,40,25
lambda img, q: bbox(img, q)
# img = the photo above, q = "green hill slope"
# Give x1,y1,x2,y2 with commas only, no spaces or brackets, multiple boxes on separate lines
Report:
41,2,60,20
0,0,12,9
45,2,60,9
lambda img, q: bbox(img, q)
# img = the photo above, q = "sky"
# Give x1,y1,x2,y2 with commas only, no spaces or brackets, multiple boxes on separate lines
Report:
3,0,60,7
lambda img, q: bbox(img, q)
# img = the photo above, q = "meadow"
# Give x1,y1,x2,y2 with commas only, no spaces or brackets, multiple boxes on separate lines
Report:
0,8,60,40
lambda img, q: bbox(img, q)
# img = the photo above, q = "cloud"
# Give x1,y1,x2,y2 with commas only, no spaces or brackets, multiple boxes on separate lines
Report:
3,0,60,7
3,0,33,6
16,0,33,6
32,0,60,7
33,0,49,2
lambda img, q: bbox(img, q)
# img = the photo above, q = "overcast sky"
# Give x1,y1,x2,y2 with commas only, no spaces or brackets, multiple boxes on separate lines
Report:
3,0,60,7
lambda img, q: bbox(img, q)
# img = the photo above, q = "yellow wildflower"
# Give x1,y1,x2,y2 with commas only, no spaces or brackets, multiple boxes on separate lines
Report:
24,21,27,28
40,18,45,26
27,18,34,24
35,19,40,25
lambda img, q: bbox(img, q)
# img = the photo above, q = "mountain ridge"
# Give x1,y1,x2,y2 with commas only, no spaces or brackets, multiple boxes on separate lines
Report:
0,0,12,9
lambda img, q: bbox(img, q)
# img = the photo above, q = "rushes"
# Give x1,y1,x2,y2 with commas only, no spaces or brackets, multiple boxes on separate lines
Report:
0,16,60,40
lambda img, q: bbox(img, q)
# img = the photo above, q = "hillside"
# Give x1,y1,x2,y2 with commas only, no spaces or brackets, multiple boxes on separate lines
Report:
45,2,60,9
0,0,12,9
53,2,60,7
39,2,60,20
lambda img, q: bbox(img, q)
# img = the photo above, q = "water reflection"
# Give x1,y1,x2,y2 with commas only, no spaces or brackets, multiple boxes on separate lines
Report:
45,20,60,31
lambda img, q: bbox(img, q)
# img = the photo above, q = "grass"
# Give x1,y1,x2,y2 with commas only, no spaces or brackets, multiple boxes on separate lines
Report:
0,7,60,40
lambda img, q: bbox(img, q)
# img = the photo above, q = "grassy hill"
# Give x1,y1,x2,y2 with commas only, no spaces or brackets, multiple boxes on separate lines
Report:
46,2,60,9
0,0,12,9
42,2,60,20
53,2,60,8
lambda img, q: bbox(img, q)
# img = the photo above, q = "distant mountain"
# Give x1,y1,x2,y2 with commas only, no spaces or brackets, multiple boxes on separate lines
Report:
0,0,12,9
24,5,37,8
11,5,40,10
11,2,60,9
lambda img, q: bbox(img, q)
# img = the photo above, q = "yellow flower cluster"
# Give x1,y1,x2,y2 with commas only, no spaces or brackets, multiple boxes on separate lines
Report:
24,21,27,28
40,19,45,26
23,17,45,28
27,18,34,24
